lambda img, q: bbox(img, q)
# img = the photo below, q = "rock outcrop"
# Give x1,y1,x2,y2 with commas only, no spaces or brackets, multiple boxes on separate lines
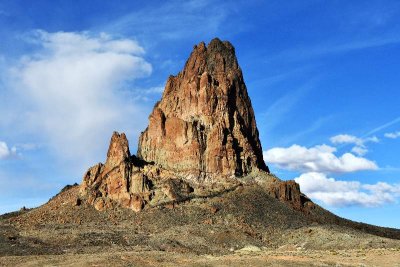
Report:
267,180,311,211
80,38,310,213
137,38,268,179
105,132,130,167
80,132,153,211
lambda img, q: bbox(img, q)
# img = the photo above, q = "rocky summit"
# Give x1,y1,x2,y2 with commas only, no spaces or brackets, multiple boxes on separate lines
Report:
80,38,308,213
138,38,268,178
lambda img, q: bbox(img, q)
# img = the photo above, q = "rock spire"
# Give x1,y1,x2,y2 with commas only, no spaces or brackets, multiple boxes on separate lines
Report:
137,38,268,179
80,39,309,213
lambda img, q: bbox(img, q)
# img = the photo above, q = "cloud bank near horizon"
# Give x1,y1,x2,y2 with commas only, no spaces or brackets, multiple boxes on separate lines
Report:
264,133,400,208
295,172,400,207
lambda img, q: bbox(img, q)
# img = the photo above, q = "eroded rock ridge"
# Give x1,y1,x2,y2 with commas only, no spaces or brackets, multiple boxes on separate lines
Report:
80,38,311,213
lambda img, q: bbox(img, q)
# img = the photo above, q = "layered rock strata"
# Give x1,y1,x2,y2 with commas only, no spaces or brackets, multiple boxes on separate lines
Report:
80,39,311,213
137,38,268,179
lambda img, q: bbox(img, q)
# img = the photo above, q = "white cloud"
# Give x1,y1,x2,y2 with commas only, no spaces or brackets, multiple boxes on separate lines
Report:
330,134,379,145
295,172,400,207
330,134,364,146
384,131,400,139
0,141,16,159
329,134,379,156
30,31,146,56
4,30,153,169
264,144,378,173
351,146,368,156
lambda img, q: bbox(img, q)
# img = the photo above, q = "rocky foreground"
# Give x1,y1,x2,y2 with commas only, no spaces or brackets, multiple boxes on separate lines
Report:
1,39,400,266
1,184,400,266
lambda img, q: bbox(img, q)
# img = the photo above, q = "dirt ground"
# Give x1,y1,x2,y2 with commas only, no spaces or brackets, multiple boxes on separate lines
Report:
1,248,400,267
1,185,400,266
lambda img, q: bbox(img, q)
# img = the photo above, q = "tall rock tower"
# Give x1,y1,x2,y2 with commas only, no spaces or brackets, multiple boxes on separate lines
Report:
81,39,307,213
137,38,268,178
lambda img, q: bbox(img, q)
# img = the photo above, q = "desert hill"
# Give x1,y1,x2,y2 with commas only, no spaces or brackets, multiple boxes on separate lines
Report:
1,38,400,266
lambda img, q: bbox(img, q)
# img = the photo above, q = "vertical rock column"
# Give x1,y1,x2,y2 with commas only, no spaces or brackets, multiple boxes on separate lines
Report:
137,38,269,179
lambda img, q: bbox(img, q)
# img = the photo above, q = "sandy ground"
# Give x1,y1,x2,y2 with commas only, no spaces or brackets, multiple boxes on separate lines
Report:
1,248,400,267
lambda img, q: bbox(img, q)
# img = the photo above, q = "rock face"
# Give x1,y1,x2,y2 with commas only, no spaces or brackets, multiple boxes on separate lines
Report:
80,132,153,211
80,38,310,213
267,180,311,211
137,38,268,179
105,132,130,167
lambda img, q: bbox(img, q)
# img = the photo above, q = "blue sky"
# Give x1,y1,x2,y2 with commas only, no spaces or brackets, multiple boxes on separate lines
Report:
0,0,400,228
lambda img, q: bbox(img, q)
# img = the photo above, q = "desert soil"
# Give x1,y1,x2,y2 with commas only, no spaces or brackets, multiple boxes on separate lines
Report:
1,248,400,266
1,185,399,266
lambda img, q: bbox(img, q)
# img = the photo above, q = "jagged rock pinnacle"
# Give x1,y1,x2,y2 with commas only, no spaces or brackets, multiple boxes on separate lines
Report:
79,39,309,214
137,38,268,179
106,131,130,167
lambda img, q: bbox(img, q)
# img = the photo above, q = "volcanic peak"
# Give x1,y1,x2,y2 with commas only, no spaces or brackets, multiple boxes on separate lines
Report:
80,38,307,213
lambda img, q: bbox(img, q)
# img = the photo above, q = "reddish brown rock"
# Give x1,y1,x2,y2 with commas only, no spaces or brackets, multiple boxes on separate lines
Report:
106,131,130,167
137,38,268,179
267,180,309,211
80,132,154,212
80,131,196,212
79,39,311,213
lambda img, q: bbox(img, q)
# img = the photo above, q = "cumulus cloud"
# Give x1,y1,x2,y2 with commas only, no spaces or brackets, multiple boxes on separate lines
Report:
384,131,400,139
295,172,400,207
0,141,16,159
264,144,378,173
330,134,364,146
330,134,379,156
4,30,152,168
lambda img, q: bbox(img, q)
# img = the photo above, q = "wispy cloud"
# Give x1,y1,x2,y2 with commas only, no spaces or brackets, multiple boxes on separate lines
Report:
275,115,335,147
120,84,165,102
0,141,16,159
345,1,400,30
248,65,315,89
14,143,41,152
140,85,164,95
330,134,379,156
364,116,400,137
260,81,315,135
295,172,400,207
384,131,400,139
269,36,400,63
101,0,239,42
